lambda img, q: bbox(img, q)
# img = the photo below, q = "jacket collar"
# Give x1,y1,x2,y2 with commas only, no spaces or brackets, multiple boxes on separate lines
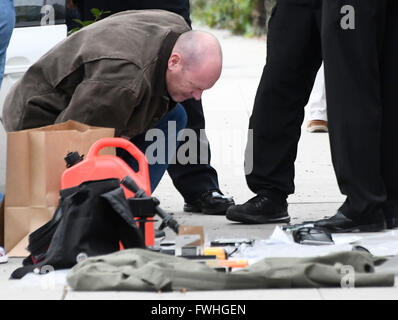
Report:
152,31,180,101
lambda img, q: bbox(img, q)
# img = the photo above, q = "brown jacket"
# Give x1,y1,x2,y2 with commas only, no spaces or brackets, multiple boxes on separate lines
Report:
2,10,190,138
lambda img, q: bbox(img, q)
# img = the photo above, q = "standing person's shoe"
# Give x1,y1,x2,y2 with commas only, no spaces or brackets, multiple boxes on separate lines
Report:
184,190,235,215
226,195,290,224
307,120,328,133
0,247,8,264
314,210,385,233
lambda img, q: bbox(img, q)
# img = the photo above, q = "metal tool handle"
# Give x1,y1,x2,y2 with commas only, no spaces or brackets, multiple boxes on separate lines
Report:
121,175,180,234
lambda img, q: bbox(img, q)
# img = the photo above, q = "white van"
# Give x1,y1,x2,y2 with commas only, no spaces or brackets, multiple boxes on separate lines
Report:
0,0,67,195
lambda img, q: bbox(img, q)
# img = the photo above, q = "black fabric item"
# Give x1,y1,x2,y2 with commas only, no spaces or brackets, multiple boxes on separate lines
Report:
11,178,145,279
10,265,36,280
26,186,79,258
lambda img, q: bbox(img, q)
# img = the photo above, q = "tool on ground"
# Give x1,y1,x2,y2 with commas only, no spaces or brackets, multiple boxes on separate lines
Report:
210,239,253,247
121,175,180,234
204,247,228,260
282,223,315,232
205,259,249,271
292,227,334,245
175,225,204,256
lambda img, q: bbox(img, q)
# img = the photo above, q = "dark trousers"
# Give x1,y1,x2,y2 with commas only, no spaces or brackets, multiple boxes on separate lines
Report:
117,104,187,193
248,0,398,221
168,99,220,203
322,0,398,220
246,0,323,205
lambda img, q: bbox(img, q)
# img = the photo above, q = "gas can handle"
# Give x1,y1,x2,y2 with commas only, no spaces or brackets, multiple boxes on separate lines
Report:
86,137,149,177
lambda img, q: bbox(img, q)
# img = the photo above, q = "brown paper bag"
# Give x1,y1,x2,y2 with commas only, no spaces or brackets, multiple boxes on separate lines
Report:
3,120,115,257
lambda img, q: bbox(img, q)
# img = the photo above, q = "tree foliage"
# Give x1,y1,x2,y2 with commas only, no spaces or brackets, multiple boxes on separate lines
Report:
191,0,276,36
68,8,110,35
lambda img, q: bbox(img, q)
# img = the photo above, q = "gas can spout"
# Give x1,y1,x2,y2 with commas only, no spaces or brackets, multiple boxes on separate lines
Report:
64,151,84,168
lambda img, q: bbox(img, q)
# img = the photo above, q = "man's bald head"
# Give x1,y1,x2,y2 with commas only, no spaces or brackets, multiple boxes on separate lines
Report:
166,30,223,102
173,31,223,74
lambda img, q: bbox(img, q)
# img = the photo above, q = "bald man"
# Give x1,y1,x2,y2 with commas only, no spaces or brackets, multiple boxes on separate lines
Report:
2,9,222,191
166,31,222,102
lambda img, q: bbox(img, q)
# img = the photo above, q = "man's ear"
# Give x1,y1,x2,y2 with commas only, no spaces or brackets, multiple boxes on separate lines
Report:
168,53,182,71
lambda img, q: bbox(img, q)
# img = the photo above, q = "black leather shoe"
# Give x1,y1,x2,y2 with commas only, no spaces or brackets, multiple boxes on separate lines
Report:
183,191,235,215
314,211,385,233
226,195,290,224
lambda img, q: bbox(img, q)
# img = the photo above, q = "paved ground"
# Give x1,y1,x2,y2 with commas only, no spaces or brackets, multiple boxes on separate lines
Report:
0,27,397,301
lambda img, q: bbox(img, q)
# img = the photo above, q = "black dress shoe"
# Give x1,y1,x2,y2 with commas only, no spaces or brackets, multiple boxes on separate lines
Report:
226,195,290,224
183,191,235,215
314,210,385,233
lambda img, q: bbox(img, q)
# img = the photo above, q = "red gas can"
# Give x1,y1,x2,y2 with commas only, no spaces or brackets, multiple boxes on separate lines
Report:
61,137,154,246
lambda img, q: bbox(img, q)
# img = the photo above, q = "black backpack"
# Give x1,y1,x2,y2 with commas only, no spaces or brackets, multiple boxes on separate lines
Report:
11,178,145,279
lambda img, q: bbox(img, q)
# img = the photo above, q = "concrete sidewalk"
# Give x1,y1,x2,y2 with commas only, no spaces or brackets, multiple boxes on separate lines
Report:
0,27,397,300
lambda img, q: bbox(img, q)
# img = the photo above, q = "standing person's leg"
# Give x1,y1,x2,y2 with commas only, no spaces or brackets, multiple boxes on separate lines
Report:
317,0,387,232
307,64,328,133
167,98,234,215
227,0,323,224
0,0,15,89
117,104,187,192
380,0,398,229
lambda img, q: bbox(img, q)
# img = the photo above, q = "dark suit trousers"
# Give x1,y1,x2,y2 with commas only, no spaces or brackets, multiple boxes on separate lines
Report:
246,0,323,204
322,0,398,220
